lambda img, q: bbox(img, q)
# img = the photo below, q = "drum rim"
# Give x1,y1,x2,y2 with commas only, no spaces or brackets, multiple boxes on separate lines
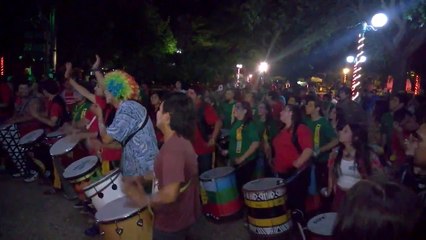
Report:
63,155,100,181
242,177,286,192
49,135,80,156
200,166,235,180
18,129,45,146
307,212,337,236
46,131,65,138
83,168,121,194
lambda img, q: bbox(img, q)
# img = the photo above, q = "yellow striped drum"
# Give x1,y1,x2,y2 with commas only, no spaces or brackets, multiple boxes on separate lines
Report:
243,178,292,239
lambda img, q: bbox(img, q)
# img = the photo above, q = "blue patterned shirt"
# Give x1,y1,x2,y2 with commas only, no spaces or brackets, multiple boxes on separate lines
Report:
107,101,158,176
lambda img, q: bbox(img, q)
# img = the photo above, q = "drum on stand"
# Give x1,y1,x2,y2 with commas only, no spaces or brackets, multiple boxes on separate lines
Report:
83,169,125,210
243,177,292,240
49,135,87,167
307,212,337,240
63,155,101,199
95,197,153,240
18,129,45,148
199,166,242,220
45,130,65,146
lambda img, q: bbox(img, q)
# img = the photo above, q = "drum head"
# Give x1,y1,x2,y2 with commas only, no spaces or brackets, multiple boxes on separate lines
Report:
19,129,44,145
83,168,120,191
95,197,142,223
307,212,337,236
243,177,285,192
63,155,99,180
49,135,80,156
200,167,234,180
46,131,64,138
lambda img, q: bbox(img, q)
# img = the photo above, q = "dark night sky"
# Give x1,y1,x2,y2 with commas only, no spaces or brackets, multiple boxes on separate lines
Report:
0,0,425,84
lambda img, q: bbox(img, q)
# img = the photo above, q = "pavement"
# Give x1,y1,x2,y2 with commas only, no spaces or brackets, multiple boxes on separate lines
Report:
0,174,251,240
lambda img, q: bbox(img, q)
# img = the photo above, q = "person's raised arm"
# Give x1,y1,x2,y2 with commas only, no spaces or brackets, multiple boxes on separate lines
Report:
69,78,96,103
91,55,104,83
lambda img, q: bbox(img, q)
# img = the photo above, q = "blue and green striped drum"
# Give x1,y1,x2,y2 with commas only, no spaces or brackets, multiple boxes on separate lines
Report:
199,167,242,220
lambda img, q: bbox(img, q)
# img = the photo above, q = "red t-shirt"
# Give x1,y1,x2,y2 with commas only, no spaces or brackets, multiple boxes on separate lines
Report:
85,96,121,161
272,124,313,173
154,134,201,232
0,83,12,119
192,103,219,155
271,101,284,120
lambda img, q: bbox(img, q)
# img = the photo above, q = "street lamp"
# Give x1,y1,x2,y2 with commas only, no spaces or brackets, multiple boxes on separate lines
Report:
258,61,269,74
342,68,350,83
350,13,388,102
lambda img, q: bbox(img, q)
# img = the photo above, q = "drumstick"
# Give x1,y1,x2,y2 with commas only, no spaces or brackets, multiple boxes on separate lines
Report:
86,116,97,130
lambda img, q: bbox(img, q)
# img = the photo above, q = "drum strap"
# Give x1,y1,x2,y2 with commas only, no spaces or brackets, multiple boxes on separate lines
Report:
121,113,149,147
179,179,192,193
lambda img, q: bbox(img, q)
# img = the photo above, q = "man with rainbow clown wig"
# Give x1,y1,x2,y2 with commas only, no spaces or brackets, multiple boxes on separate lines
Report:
91,70,158,183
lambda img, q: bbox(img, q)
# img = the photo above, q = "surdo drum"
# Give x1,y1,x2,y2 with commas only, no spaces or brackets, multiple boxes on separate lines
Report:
18,129,45,147
63,155,101,199
243,178,292,239
199,166,242,220
83,168,125,210
95,197,153,240
307,212,337,240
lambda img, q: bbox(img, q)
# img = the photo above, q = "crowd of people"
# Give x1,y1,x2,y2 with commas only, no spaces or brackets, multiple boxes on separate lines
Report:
0,56,425,239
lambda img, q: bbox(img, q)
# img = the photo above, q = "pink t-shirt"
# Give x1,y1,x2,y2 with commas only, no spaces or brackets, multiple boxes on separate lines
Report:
153,133,201,232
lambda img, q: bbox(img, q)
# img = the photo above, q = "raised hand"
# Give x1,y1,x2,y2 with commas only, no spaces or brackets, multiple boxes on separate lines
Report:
92,55,101,70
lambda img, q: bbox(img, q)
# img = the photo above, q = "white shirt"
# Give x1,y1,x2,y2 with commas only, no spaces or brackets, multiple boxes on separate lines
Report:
337,158,361,190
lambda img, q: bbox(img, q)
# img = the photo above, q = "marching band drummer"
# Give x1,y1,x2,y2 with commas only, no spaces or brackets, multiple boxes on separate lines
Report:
1,80,44,182
67,58,121,175
91,70,158,182
124,92,201,240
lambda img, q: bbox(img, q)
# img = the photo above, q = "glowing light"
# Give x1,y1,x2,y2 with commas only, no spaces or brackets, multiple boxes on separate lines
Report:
371,13,388,28
414,75,421,95
258,61,269,73
342,68,350,75
176,49,182,54
0,57,4,76
236,64,243,69
359,56,367,63
346,56,355,63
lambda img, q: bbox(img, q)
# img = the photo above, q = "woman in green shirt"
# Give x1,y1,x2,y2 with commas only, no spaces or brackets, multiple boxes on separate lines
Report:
227,101,260,192
255,101,280,177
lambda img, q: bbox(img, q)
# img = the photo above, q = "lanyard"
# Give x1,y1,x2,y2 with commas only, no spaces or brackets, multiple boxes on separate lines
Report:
236,124,244,153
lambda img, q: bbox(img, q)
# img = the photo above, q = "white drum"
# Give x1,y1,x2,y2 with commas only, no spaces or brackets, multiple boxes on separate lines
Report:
83,169,125,210
307,212,337,237
63,155,100,183
95,197,153,240
49,135,80,157
18,129,45,146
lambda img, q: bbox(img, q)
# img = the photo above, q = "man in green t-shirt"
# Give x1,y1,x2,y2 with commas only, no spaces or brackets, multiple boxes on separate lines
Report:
220,89,236,129
380,93,408,157
305,96,338,198
71,92,91,126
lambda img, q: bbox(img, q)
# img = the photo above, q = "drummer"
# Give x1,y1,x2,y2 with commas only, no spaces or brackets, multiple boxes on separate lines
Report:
1,80,44,182
66,59,121,175
30,79,70,130
124,92,201,239
91,70,158,181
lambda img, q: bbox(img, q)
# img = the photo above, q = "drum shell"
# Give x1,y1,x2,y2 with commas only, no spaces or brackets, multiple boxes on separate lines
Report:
243,178,292,239
199,167,242,220
96,197,153,240
83,169,125,210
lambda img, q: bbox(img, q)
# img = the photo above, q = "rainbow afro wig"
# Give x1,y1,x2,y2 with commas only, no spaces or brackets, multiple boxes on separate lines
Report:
104,70,140,101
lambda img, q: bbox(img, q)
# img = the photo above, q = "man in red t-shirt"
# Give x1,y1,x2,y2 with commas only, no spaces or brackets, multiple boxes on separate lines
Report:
30,80,68,130
187,86,222,174
124,93,201,239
